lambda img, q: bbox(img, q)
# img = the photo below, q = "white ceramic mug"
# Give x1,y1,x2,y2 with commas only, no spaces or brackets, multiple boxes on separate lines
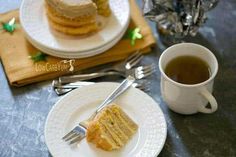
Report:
159,43,218,114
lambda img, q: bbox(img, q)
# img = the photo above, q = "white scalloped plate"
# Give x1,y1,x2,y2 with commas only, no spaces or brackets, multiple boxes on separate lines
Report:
20,0,130,53
45,83,167,157
24,24,127,59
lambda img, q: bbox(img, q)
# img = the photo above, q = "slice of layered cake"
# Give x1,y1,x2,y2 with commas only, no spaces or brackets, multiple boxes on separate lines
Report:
86,104,138,151
45,0,98,35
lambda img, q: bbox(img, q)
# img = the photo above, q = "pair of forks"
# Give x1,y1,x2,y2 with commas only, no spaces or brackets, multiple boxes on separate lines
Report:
53,51,155,95
58,51,146,84
62,76,135,145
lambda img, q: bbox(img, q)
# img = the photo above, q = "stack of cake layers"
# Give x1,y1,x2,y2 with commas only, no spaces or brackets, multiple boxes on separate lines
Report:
45,0,111,35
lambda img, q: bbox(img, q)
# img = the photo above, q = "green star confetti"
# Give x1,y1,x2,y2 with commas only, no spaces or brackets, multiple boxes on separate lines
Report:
30,52,48,62
1,18,17,33
125,27,143,46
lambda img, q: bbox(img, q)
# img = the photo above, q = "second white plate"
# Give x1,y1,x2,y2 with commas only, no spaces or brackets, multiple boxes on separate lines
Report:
24,24,127,59
45,83,167,157
20,0,130,53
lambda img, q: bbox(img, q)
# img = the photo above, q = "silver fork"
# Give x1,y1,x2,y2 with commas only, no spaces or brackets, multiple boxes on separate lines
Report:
62,76,135,145
58,64,155,83
52,80,151,95
59,51,143,84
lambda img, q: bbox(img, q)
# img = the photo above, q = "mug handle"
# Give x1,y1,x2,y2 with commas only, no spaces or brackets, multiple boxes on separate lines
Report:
198,87,218,113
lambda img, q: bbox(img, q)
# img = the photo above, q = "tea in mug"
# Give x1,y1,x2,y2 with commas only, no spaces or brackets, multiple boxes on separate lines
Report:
164,56,210,84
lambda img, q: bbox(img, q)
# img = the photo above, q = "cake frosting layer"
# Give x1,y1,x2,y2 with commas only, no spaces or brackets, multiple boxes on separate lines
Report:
45,0,97,18
46,3,96,27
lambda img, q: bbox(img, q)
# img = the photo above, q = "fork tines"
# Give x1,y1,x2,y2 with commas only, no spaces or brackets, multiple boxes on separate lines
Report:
141,64,156,75
125,50,143,69
62,125,86,145
135,64,156,79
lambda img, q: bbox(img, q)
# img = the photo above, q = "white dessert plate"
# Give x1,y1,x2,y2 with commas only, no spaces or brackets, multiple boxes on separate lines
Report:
20,0,130,53
24,24,127,59
45,83,167,157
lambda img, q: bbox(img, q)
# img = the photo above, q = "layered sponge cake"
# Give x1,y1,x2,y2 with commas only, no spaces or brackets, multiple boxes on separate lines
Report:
45,0,111,35
93,0,111,17
86,104,138,151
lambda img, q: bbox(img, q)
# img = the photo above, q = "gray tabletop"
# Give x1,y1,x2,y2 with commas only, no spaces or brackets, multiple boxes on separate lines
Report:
1,0,236,157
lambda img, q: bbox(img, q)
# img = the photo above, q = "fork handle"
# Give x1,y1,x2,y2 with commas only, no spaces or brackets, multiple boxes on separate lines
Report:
59,71,122,84
95,76,135,114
